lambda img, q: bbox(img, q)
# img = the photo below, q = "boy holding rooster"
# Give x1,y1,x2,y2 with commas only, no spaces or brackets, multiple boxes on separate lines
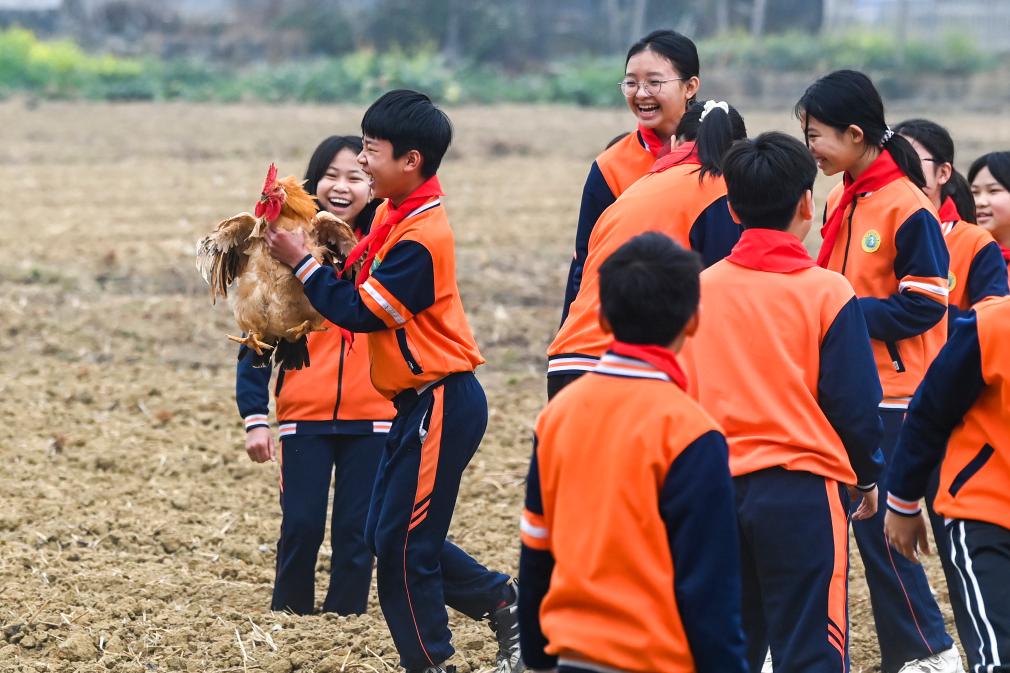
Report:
265,90,522,673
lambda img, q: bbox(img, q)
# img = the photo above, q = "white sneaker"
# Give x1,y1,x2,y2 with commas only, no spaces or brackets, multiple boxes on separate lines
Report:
896,646,966,673
761,650,773,673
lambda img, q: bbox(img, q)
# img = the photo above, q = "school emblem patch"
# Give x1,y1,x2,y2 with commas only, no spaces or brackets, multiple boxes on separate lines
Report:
948,271,957,292
861,229,882,253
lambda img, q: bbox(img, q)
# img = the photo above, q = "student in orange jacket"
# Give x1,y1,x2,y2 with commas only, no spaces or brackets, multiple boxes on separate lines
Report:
560,29,700,324
265,91,520,673
797,70,960,673
894,119,1008,328
237,135,395,615
680,132,884,673
969,152,1010,264
520,232,747,673
885,295,1010,673
548,100,745,398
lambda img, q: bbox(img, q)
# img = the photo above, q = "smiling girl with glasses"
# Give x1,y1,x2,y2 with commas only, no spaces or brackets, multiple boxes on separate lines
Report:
558,29,700,327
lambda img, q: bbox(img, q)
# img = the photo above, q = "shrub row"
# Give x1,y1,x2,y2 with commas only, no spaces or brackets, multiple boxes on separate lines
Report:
0,27,999,105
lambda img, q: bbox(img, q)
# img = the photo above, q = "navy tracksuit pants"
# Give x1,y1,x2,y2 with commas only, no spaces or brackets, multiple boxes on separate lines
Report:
736,468,852,673
853,408,953,672
365,372,510,671
944,519,1010,673
273,432,383,615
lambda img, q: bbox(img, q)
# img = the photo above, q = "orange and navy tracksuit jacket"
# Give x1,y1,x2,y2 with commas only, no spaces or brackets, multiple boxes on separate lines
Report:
888,295,1010,530
548,165,740,377
680,230,884,487
291,197,484,399
561,130,659,323
679,229,884,672
941,218,1008,329
236,324,394,437
519,352,747,673
823,179,950,406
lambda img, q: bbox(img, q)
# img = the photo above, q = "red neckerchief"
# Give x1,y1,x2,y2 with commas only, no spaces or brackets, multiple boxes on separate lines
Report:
727,228,815,273
818,150,904,268
609,340,688,390
1002,245,1010,263
938,196,961,224
341,176,443,286
638,124,664,159
649,140,700,174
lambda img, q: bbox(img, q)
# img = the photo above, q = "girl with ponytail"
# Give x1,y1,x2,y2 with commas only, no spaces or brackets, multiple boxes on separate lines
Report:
559,29,701,325
546,100,745,398
894,119,1008,329
796,70,962,673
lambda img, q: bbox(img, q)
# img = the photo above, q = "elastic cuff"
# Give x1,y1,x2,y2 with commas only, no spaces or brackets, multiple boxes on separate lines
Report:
243,414,270,432
855,482,876,492
886,492,922,517
293,255,322,284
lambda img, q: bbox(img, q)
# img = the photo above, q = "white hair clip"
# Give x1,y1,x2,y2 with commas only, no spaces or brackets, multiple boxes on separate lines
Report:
700,100,730,121
880,126,895,146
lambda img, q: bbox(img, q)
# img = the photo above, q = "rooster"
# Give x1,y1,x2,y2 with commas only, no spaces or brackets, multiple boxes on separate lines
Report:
196,164,358,370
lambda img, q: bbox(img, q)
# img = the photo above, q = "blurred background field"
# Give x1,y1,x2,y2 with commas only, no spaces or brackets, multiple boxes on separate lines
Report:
3,0,1010,671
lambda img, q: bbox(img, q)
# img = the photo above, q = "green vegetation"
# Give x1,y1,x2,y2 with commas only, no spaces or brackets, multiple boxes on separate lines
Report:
0,27,999,105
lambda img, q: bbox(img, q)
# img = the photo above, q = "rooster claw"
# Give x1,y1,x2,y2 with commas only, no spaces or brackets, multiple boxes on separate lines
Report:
227,332,274,355
285,320,326,341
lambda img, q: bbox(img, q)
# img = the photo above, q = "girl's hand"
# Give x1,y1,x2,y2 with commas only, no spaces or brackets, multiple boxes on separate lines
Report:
265,225,310,268
884,509,930,564
245,426,276,463
847,484,878,521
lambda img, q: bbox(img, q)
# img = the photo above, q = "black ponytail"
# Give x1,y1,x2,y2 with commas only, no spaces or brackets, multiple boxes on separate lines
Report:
894,118,975,222
946,171,977,224
675,100,747,180
795,70,925,188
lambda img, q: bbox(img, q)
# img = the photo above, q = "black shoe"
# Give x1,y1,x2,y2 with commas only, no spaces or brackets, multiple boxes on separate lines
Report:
408,666,456,673
487,578,524,673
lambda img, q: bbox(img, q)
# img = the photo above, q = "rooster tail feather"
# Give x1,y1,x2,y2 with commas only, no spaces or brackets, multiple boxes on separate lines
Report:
274,338,310,371
238,344,273,369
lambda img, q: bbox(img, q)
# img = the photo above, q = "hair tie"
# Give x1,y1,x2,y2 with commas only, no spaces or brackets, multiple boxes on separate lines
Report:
880,126,895,147
700,100,729,122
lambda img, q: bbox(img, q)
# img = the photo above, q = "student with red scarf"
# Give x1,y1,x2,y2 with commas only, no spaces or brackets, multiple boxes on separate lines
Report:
265,91,521,673
797,71,961,673
521,232,747,673
237,136,394,617
547,100,744,398
894,120,1008,330
969,151,1010,268
681,132,884,673
559,29,700,325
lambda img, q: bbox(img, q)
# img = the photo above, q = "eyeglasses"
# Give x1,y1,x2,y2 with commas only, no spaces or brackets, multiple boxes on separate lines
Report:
619,77,686,97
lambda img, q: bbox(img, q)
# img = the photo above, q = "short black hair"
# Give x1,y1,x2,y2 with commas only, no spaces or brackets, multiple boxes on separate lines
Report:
722,132,817,231
598,232,701,345
969,151,1010,192
361,89,453,178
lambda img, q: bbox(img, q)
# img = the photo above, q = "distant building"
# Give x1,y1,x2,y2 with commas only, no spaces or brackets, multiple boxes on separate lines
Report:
827,0,1010,51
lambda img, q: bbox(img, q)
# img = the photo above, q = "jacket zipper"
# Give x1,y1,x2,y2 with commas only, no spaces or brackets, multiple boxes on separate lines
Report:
332,335,347,421
885,341,906,373
841,196,858,274
396,328,424,375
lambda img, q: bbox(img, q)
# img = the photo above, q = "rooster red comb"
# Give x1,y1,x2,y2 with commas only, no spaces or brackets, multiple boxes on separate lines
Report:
261,163,279,195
